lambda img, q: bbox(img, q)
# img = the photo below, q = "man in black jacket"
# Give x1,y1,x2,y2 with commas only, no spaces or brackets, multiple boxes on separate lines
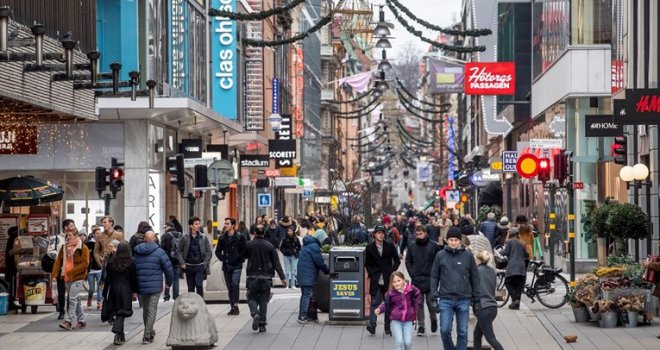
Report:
405,225,442,336
430,227,481,350
364,225,400,335
241,225,286,333
160,223,181,301
215,217,247,316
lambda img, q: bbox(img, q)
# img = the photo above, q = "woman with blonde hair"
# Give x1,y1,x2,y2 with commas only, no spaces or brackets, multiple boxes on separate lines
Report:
374,271,421,350
473,251,504,350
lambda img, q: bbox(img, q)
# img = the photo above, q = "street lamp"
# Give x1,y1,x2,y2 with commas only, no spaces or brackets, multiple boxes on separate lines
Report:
268,113,283,132
620,163,653,259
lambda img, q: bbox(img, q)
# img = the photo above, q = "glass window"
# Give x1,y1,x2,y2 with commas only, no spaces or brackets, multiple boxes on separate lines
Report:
571,0,612,45
532,0,570,79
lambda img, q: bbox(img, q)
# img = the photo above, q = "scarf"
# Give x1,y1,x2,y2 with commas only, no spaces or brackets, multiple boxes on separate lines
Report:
64,236,80,281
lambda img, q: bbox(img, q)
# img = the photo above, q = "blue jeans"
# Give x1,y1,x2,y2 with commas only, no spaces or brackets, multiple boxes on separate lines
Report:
298,286,314,319
223,268,242,306
87,271,102,302
439,298,471,350
391,320,413,350
283,255,298,287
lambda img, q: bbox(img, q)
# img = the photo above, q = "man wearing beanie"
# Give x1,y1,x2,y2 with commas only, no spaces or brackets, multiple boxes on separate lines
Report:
430,226,481,350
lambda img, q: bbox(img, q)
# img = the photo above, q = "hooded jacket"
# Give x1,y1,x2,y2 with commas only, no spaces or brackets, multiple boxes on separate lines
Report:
133,242,174,294
405,236,442,292
429,246,481,302
297,235,329,287
376,283,422,322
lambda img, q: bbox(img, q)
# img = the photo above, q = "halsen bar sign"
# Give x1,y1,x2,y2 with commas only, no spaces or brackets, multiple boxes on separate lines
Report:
464,62,515,95
584,115,623,137
240,155,269,168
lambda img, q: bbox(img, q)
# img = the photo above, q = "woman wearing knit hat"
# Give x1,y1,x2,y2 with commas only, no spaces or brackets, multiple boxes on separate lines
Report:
496,217,509,247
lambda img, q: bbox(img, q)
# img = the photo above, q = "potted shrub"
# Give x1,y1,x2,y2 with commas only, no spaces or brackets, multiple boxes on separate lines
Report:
607,203,649,255
587,203,617,265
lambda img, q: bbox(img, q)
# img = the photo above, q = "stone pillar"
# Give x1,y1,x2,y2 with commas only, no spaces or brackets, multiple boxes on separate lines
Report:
123,120,149,238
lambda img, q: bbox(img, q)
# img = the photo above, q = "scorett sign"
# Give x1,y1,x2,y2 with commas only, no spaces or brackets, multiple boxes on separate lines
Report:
268,140,297,160
584,115,623,137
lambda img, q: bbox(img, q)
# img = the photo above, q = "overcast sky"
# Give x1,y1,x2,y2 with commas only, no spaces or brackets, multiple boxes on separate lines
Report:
381,0,465,59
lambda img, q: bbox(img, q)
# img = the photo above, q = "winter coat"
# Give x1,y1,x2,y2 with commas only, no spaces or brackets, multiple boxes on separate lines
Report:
297,236,329,287
133,242,174,294
85,240,102,271
495,225,508,247
477,264,498,309
365,241,401,292
94,229,125,267
347,224,368,244
376,283,422,322
426,224,441,244
275,220,296,248
501,238,529,278
405,237,442,292
160,230,181,266
215,232,247,272
429,246,480,302
242,236,286,280
52,242,89,282
280,235,301,258
101,261,138,322
467,232,495,269
479,220,498,248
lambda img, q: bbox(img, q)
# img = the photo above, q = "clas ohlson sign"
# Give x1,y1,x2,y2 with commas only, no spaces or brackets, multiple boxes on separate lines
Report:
211,0,237,120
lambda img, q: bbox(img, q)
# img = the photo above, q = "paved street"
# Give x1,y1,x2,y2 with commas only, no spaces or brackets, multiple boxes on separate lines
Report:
0,287,658,350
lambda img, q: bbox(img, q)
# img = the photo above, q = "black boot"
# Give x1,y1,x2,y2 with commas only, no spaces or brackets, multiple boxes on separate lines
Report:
113,333,122,345
120,332,126,344
57,311,65,320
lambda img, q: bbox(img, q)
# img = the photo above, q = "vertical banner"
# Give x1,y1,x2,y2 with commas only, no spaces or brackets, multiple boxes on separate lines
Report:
417,162,432,182
170,0,189,92
272,77,279,114
275,114,293,168
294,46,304,138
448,116,456,180
211,0,238,120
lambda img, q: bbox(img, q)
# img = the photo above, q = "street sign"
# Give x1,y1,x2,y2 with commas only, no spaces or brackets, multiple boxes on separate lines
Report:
446,190,460,202
303,189,313,198
516,153,540,178
529,138,563,149
573,182,584,189
207,159,234,190
184,158,214,168
257,193,271,207
502,151,518,172
491,161,503,171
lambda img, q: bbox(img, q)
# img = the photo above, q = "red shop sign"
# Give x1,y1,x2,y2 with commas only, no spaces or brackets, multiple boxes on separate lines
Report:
0,125,38,154
464,62,516,95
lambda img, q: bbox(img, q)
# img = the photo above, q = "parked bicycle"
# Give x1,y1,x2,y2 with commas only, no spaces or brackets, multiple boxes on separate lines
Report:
495,259,569,309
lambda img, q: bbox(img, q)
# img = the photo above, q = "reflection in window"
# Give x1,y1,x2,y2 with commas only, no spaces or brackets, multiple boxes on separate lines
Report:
572,0,612,45
532,0,570,79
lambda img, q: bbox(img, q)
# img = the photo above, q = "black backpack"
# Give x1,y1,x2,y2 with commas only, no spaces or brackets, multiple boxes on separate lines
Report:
169,231,182,259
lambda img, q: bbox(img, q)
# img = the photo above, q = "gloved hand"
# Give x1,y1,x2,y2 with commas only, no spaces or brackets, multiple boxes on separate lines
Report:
472,302,481,315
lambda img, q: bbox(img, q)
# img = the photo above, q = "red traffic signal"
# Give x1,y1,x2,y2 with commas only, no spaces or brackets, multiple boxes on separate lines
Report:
109,166,124,193
537,157,551,183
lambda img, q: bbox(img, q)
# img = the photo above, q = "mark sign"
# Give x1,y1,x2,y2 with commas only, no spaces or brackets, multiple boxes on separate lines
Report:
502,151,518,173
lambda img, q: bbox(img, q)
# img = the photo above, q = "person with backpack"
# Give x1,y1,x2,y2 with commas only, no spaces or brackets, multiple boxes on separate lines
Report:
160,223,182,301
374,271,421,350
296,231,329,323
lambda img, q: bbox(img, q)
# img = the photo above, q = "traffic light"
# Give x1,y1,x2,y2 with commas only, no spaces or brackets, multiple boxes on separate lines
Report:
613,136,627,165
95,167,108,197
537,157,551,183
553,153,567,184
168,154,185,195
109,166,124,193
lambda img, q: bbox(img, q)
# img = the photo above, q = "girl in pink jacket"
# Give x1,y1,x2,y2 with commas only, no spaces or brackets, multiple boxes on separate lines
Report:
375,271,422,350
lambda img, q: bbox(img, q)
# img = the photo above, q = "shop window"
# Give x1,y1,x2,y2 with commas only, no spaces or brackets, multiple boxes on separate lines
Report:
571,0,612,45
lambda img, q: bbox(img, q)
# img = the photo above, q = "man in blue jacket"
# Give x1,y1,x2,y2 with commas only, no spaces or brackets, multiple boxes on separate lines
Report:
479,212,498,248
134,231,174,344
296,233,329,323
430,227,481,350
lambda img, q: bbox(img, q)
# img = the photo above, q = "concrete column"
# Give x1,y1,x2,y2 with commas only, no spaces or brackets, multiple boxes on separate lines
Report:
123,120,149,238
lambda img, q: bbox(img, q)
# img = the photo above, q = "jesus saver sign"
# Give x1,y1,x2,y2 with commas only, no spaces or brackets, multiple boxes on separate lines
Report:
464,62,516,95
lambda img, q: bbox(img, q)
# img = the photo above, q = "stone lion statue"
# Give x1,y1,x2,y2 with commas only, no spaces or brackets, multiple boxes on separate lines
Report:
166,293,218,349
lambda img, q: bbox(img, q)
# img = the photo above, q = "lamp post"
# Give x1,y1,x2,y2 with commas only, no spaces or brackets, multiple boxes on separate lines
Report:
619,163,652,259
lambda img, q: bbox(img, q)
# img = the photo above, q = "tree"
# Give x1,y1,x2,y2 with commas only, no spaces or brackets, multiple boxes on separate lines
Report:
392,41,423,94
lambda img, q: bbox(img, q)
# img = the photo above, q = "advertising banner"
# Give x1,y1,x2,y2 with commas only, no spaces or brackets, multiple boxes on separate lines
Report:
464,62,515,95
211,0,237,120
179,139,203,158
428,58,464,94
0,125,38,154
330,280,360,300
584,115,623,137
416,162,432,182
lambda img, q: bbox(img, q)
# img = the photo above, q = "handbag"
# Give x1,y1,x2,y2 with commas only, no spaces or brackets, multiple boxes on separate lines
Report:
642,255,659,283
41,252,56,274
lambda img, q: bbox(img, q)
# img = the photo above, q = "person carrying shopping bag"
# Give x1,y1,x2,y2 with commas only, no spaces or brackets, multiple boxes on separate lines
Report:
374,271,422,350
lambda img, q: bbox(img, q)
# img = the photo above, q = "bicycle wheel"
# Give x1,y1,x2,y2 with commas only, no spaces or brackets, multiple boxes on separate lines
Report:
495,271,509,308
534,273,569,308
